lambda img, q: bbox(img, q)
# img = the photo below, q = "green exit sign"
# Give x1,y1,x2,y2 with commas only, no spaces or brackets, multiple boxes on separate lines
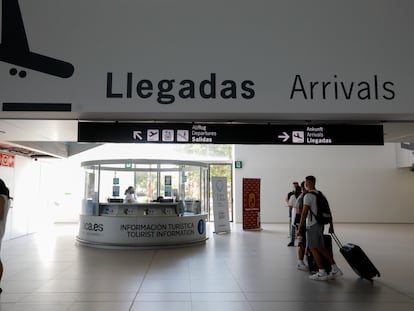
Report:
235,161,243,169
125,163,132,168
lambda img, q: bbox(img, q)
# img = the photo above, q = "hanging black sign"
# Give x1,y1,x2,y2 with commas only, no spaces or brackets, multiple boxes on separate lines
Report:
78,122,383,145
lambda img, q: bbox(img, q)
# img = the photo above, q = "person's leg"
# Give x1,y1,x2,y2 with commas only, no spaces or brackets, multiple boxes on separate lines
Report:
0,258,3,293
296,245,307,270
310,248,325,269
296,228,307,270
307,225,329,280
318,247,343,279
288,225,295,246
319,247,335,265
315,244,343,279
298,243,305,260
297,237,306,261
288,216,292,237
308,248,328,280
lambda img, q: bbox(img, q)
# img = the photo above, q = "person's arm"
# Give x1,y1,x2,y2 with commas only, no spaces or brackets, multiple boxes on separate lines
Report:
297,204,309,237
288,195,295,209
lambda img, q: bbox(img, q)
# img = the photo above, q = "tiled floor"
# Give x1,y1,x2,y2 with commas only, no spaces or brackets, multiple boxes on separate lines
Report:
0,223,413,311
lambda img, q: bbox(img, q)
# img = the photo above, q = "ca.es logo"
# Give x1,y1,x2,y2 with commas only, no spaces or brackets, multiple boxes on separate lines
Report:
84,222,104,232
0,0,74,78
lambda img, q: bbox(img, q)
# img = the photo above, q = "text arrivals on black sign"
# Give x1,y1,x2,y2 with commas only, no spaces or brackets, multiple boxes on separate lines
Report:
290,74,395,100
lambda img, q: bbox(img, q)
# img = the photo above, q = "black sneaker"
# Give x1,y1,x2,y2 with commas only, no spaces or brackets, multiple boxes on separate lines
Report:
287,242,294,247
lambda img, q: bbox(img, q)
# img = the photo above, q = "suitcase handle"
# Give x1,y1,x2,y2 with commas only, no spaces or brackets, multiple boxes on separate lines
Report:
331,232,343,248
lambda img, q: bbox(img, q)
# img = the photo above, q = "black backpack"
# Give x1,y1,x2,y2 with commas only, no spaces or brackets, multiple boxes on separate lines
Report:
308,191,332,225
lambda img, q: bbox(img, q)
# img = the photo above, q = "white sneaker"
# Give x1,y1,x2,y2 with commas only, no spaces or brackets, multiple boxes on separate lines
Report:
309,272,328,281
297,263,308,271
329,268,343,279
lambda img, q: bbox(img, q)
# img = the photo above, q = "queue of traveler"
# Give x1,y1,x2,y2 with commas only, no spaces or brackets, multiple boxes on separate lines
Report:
285,176,343,281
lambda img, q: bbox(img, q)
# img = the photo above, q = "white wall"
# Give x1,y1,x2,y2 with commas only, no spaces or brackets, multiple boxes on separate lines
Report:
36,159,84,223
1,161,15,241
2,155,43,241
234,143,414,224
2,155,82,242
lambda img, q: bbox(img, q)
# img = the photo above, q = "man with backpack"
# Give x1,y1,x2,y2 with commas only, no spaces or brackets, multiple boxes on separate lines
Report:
297,175,343,281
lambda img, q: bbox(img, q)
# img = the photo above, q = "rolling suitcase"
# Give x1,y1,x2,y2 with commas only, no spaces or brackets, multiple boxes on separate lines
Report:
331,233,380,281
306,234,332,273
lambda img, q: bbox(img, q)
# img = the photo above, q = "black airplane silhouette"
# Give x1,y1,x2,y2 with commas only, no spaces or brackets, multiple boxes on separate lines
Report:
0,0,74,78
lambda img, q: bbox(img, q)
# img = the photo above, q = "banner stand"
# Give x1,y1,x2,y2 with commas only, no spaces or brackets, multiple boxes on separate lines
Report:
212,177,231,234
242,178,262,231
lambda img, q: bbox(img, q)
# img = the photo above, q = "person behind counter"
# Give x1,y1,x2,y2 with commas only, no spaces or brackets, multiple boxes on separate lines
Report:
124,186,137,203
153,196,164,202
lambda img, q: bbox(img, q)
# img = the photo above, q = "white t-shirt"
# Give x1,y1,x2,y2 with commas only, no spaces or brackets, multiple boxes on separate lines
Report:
124,193,136,203
288,194,298,225
0,194,11,240
303,190,319,228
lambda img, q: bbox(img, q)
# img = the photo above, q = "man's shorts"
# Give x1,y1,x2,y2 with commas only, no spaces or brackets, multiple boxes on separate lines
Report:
306,223,325,248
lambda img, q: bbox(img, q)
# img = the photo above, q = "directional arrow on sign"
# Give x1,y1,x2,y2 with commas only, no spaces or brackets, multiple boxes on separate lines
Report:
278,132,290,142
133,130,143,140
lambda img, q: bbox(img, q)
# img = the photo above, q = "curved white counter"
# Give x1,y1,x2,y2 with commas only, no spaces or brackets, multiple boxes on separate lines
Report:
77,213,208,249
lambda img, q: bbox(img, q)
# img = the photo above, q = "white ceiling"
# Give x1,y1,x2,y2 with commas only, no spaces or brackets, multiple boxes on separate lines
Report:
0,120,77,158
0,120,77,141
383,122,414,142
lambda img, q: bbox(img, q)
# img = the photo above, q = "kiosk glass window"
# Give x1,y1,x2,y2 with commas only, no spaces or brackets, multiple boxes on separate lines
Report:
183,165,201,200
82,165,100,215
181,164,207,215
135,170,157,203
84,166,98,201
81,160,208,215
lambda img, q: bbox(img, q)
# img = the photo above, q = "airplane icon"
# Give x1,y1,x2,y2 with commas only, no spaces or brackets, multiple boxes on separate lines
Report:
293,132,302,139
0,0,74,78
292,131,304,143
147,129,159,141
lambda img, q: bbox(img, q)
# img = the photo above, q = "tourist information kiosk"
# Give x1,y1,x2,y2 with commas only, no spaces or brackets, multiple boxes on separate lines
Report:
77,159,208,248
